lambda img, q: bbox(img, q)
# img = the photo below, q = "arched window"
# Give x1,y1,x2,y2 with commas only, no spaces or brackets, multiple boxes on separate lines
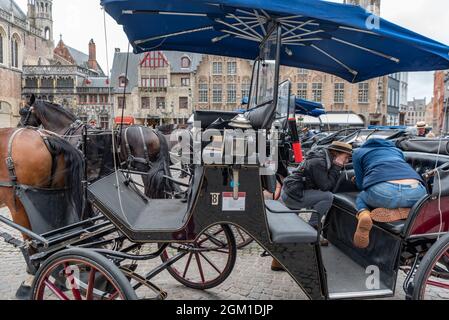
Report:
45,3,48,12
181,56,191,69
0,32,3,64
44,27,51,40
11,36,19,69
40,2,44,12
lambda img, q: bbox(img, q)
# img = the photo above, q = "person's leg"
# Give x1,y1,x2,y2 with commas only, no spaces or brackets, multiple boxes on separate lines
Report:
305,190,334,228
355,191,370,213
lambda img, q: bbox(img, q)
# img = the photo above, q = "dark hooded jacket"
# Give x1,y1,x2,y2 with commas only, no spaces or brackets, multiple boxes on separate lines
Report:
282,148,342,202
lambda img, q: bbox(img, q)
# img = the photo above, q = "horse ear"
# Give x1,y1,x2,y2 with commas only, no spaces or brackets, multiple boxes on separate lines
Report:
29,94,36,106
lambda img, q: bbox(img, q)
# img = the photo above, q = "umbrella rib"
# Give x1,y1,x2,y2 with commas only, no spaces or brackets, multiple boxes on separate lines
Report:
339,26,378,35
212,20,261,43
281,19,320,27
221,30,261,43
283,29,324,41
281,23,311,35
215,19,263,41
253,10,267,36
282,20,316,38
311,44,358,76
283,38,323,44
229,14,263,39
134,26,214,45
332,37,400,63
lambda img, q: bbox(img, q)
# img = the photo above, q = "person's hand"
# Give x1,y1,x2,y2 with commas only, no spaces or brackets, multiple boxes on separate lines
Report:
351,176,356,184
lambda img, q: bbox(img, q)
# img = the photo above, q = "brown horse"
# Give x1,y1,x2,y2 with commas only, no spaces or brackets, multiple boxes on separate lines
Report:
0,128,83,239
19,96,177,198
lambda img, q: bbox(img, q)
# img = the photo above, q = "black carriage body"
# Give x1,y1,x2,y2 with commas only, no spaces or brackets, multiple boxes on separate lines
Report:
87,165,327,300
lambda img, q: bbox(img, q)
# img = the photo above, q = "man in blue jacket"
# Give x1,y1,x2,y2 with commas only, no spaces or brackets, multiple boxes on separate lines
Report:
352,139,427,249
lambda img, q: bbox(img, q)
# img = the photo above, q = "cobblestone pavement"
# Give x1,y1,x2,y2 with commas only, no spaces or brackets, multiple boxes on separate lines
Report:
0,207,447,300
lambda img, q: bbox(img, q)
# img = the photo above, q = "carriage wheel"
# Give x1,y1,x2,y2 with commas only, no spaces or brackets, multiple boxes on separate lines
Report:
412,233,449,300
32,248,137,300
230,226,254,249
160,224,237,290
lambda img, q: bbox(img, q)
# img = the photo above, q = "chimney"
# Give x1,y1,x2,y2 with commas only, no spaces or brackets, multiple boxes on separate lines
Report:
88,39,97,70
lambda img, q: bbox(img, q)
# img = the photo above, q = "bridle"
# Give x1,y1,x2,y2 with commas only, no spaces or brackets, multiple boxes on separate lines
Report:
19,105,34,127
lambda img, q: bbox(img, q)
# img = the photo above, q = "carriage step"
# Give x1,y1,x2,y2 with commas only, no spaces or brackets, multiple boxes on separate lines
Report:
0,232,24,248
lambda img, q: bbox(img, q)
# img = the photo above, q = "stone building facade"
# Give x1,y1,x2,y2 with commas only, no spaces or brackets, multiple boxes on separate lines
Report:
0,0,54,127
111,50,202,126
406,98,427,126
22,37,110,127
433,70,449,134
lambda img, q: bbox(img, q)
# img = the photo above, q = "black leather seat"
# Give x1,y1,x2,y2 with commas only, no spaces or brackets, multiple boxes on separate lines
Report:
265,201,318,244
194,110,241,129
333,193,406,235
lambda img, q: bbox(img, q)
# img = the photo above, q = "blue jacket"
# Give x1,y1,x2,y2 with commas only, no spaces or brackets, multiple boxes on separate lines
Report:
353,139,423,191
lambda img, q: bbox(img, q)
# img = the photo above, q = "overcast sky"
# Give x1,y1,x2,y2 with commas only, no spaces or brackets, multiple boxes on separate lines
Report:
15,0,449,101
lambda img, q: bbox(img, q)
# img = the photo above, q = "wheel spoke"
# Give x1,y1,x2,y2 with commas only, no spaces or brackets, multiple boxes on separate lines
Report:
44,279,70,300
64,263,82,301
182,253,194,278
199,252,222,275
236,228,246,241
426,279,449,290
198,229,224,246
107,290,120,300
85,268,97,300
194,253,206,284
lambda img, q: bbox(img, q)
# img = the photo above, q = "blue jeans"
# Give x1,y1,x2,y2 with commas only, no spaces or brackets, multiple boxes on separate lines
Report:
356,182,427,212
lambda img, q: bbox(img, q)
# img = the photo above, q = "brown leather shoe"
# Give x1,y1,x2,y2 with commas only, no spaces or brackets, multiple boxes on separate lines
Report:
271,259,285,272
353,210,373,249
370,208,411,223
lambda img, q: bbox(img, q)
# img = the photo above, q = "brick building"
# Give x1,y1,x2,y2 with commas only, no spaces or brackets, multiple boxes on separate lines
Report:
0,0,54,127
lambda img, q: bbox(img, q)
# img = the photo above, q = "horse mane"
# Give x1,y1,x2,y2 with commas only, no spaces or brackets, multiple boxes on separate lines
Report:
34,100,78,124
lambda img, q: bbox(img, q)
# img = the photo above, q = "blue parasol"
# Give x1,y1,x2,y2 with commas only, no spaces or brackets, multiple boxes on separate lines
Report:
102,0,449,83
295,98,326,117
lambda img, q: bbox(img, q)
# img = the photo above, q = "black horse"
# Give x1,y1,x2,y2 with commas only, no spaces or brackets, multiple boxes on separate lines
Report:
18,95,178,199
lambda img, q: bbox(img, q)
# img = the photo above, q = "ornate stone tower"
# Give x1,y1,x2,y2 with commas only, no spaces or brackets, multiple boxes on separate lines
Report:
343,0,381,15
27,0,54,41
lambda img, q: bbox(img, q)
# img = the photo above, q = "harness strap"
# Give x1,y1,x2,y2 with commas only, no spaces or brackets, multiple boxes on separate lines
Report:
139,126,151,165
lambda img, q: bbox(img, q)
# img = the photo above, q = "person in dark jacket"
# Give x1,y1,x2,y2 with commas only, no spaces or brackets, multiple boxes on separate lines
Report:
352,139,428,249
281,141,353,227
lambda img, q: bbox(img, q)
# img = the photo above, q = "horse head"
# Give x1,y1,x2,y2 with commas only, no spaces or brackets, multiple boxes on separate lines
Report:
18,94,41,128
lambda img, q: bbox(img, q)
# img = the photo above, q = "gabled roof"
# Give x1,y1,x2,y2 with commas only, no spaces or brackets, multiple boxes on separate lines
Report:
110,52,142,93
66,45,105,76
0,0,26,20
163,51,202,73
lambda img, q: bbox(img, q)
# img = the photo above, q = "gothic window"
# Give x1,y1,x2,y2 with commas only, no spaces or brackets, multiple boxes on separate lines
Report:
181,56,191,69
198,83,208,103
312,83,323,103
41,77,53,88
297,68,309,75
25,78,38,88
227,84,236,103
212,62,222,75
297,83,308,99
358,82,369,103
334,83,345,103
212,84,222,103
11,36,19,68
241,78,250,99
140,51,168,68
227,61,237,75
57,77,74,88
0,32,3,65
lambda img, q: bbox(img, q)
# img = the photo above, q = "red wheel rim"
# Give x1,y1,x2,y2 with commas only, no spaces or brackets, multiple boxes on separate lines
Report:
34,258,126,300
421,248,449,299
162,226,234,287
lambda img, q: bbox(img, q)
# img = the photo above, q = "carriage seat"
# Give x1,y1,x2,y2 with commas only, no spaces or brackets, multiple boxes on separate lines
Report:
265,201,318,244
333,192,406,235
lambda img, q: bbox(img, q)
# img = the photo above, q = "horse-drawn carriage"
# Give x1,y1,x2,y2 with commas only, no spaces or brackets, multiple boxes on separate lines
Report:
1,0,449,300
